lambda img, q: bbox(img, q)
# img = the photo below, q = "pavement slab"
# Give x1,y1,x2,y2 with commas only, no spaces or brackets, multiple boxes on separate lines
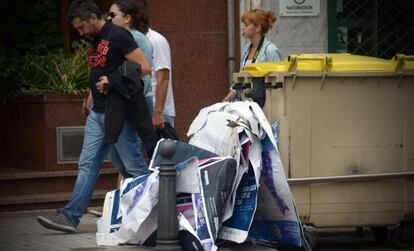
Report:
0,210,275,251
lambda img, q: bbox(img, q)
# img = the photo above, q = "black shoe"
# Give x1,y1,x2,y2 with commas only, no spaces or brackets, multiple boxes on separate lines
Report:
36,213,76,233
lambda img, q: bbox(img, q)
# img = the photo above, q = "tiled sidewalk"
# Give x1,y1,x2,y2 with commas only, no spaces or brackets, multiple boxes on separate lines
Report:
0,210,148,251
0,210,275,251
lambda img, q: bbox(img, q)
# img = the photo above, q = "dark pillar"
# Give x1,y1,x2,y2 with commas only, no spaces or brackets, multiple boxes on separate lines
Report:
154,139,182,251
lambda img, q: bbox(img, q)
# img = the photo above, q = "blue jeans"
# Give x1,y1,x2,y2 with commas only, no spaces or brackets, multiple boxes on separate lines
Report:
108,121,149,178
163,115,175,127
107,96,154,178
61,110,143,227
145,96,154,118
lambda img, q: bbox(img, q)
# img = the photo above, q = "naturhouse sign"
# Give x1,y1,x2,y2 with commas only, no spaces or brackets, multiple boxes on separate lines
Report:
280,0,320,16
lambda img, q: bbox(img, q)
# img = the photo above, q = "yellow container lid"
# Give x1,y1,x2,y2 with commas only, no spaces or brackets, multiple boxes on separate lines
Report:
290,54,329,72
240,53,414,77
241,60,291,77
327,54,396,72
406,60,414,71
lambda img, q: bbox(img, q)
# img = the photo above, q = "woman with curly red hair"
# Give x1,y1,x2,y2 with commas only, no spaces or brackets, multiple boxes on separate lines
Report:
224,8,282,102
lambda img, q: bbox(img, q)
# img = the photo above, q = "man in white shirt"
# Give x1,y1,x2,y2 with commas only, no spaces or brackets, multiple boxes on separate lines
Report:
135,0,175,129
146,28,175,128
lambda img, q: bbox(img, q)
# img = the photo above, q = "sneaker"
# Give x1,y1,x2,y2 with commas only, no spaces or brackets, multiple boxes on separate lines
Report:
36,213,76,233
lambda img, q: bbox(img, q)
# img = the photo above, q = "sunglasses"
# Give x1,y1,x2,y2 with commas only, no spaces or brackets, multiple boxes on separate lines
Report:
108,12,117,18
108,12,120,18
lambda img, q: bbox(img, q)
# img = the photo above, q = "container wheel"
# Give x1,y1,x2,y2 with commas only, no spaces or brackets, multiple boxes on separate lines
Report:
371,226,388,244
303,228,315,249
391,224,413,249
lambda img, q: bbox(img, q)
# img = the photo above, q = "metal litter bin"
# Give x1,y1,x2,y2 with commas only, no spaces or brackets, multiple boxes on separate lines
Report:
233,54,414,248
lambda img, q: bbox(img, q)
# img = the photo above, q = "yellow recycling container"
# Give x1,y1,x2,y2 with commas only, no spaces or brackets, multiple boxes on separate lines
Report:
233,54,414,246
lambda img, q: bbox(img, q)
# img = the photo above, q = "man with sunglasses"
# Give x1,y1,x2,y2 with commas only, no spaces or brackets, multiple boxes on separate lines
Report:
36,0,151,233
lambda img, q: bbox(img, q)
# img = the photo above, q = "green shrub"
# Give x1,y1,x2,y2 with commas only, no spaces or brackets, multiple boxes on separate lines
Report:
16,41,90,96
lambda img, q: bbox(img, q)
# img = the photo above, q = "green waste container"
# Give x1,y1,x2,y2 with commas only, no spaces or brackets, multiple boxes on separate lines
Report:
233,54,414,245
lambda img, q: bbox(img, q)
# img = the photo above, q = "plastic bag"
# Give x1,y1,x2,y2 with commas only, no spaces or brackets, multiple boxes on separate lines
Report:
156,122,179,140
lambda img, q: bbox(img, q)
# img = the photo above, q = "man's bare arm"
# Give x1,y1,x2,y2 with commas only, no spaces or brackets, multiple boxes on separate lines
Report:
152,68,170,129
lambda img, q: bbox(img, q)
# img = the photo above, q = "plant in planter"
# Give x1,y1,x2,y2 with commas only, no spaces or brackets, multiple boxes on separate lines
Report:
16,41,90,96
1,41,91,171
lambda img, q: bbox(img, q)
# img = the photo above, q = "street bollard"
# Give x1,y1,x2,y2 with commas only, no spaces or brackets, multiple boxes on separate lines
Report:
154,139,183,251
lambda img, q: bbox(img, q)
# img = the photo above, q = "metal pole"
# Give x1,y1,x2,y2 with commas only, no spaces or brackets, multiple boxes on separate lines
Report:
154,139,182,251
227,0,235,85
